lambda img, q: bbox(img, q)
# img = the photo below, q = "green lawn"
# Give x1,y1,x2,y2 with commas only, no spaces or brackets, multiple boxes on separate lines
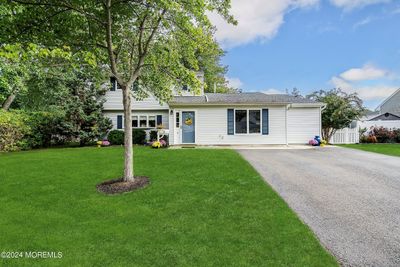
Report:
0,147,336,267
340,143,400,157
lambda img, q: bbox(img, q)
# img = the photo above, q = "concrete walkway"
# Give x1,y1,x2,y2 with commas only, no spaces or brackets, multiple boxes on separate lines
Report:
238,147,400,267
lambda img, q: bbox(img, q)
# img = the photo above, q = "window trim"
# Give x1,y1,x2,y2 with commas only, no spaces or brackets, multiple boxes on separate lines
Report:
132,114,162,129
233,108,262,135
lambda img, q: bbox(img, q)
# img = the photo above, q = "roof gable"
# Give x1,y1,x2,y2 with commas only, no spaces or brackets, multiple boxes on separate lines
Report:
369,112,400,121
376,88,400,110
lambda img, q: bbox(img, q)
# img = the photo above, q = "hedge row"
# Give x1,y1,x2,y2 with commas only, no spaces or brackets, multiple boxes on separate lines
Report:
360,126,400,143
107,129,146,145
0,110,110,152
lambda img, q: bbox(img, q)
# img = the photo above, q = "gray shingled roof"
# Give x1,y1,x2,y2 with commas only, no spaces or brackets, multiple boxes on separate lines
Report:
170,93,320,105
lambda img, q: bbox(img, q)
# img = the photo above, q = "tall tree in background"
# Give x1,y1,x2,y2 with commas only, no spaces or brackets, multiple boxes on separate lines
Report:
307,89,365,142
198,44,234,93
2,0,234,182
0,44,72,110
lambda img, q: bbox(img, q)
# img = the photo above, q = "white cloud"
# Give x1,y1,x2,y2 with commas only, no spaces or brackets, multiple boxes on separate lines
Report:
209,0,319,48
353,16,375,29
330,76,398,100
330,0,391,10
330,64,398,102
339,64,389,81
262,88,286,94
226,77,243,89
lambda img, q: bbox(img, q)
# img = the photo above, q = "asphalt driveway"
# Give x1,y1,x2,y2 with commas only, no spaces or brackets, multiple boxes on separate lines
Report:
238,147,400,267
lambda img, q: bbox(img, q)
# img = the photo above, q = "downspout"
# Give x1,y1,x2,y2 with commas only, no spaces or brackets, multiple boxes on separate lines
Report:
286,104,291,146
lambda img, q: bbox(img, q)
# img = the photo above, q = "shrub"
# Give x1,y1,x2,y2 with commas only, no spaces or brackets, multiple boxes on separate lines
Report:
360,135,369,143
133,129,146,145
367,135,378,143
150,130,157,142
107,129,146,145
0,110,30,152
24,110,69,148
108,130,124,145
370,127,395,143
359,127,367,142
161,134,169,146
393,128,400,143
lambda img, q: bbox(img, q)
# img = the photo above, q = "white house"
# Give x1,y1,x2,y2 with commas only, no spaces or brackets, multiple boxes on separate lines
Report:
103,77,324,146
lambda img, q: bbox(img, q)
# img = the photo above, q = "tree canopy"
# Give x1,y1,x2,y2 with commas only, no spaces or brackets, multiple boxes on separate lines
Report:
1,0,235,99
307,88,366,142
1,0,235,181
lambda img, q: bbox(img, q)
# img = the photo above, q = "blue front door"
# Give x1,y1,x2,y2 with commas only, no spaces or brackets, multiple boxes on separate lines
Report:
182,111,195,143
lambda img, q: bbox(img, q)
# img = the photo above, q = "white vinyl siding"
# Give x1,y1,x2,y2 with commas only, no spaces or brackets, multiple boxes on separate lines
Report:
380,90,400,116
103,90,169,110
287,107,321,144
170,106,286,145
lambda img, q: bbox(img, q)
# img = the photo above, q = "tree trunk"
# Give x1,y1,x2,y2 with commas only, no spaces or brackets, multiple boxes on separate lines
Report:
322,128,336,144
1,93,16,111
322,128,330,143
122,85,134,182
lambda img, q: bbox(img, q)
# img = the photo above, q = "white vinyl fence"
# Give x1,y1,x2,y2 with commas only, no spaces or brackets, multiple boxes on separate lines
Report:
331,127,359,144
330,120,400,144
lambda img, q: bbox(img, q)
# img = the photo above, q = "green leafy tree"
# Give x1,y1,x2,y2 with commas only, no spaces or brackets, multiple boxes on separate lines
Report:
2,0,234,182
0,44,38,110
307,89,366,142
63,69,112,146
19,65,112,146
198,44,234,93
0,43,86,110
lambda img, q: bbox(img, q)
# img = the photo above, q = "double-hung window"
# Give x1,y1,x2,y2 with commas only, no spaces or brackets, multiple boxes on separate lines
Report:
139,116,147,128
235,110,247,134
234,109,261,134
148,116,156,128
249,110,261,134
132,116,138,128
132,115,161,129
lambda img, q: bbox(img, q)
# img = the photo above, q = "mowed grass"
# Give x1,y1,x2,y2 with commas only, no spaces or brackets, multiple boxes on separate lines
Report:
0,147,336,267
340,143,400,157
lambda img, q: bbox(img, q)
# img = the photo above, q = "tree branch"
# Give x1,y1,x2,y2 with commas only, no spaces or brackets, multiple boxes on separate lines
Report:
104,0,121,82
128,9,166,85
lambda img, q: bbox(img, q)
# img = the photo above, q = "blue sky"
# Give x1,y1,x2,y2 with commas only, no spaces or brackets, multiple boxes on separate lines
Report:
209,0,400,109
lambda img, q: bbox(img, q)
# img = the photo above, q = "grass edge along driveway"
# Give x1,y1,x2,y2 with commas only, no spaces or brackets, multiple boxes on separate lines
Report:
339,143,400,157
0,147,337,266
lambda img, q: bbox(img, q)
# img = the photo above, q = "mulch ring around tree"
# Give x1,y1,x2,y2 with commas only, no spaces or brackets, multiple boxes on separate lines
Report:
96,176,149,195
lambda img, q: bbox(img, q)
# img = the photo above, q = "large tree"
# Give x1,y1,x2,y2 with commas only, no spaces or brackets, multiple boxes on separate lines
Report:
2,0,234,182
0,42,93,110
197,43,235,93
307,89,366,142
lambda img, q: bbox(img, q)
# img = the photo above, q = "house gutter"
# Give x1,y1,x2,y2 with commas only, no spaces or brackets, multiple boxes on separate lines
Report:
168,102,293,107
319,104,326,138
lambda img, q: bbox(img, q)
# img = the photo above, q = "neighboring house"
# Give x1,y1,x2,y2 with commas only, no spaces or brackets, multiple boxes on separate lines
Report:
375,88,400,117
367,112,400,121
331,88,400,144
103,76,324,145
